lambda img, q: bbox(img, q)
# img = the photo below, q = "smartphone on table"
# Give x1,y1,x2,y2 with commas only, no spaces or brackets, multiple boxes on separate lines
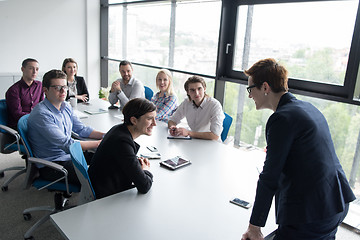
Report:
229,198,252,209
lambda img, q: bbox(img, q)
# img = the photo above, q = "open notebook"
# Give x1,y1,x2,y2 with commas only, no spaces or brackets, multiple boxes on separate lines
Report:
83,108,108,115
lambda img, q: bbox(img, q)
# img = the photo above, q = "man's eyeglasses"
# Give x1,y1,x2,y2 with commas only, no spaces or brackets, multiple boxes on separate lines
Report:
246,85,256,94
50,85,68,92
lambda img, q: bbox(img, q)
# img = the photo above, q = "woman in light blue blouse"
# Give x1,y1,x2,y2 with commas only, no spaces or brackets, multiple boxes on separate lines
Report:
151,69,178,122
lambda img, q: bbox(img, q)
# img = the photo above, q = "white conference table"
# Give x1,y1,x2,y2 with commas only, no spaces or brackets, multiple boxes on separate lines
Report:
50,99,276,240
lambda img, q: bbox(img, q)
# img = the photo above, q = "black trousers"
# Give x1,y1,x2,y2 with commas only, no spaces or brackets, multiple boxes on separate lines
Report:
273,203,349,240
38,151,94,187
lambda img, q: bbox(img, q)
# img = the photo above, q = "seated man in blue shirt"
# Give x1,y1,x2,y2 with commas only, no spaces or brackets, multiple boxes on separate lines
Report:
28,69,104,185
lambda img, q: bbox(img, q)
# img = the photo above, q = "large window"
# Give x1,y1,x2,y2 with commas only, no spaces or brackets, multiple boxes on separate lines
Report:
234,1,357,86
107,0,221,91
218,0,360,102
223,81,360,181
109,4,171,65
105,0,219,103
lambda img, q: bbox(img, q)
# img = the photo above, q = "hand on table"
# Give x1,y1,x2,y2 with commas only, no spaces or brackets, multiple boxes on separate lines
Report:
174,127,190,137
241,224,264,240
77,94,88,102
169,126,190,137
169,126,177,136
138,157,150,171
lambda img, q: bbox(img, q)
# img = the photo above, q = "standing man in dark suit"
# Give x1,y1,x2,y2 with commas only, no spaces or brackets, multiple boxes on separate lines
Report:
241,58,355,240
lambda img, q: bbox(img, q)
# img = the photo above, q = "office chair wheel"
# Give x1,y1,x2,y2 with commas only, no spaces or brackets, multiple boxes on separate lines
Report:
23,213,32,221
24,236,34,240
0,172,4,178
1,186,8,192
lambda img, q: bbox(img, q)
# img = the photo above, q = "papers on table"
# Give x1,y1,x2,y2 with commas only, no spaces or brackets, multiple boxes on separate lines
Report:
140,152,161,159
84,108,108,115
73,109,89,119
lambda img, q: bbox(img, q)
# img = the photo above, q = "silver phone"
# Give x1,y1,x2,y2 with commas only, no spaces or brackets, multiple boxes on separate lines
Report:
230,198,252,209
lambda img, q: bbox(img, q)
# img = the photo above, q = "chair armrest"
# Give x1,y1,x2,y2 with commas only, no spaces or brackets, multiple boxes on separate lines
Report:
0,124,19,136
72,131,90,141
28,157,67,173
71,131,81,139
27,157,71,194
0,124,22,154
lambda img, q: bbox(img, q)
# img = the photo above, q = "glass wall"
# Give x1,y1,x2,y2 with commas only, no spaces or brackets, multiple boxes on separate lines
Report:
173,1,221,75
223,82,360,185
108,0,221,91
109,4,170,65
233,1,357,86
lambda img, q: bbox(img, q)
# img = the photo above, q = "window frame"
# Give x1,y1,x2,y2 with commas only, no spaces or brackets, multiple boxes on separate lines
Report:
216,0,360,105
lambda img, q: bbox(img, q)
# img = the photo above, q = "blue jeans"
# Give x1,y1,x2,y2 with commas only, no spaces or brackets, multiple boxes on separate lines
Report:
273,203,349,240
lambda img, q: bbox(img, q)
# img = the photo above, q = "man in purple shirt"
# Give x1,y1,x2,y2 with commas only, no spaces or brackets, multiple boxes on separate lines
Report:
5,58,44,129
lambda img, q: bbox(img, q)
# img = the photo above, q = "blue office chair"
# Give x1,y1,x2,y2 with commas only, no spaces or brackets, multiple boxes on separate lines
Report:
221,112,233,142
144,86,154,101
0,99,26,191
18,114,80,240
70,141,96,205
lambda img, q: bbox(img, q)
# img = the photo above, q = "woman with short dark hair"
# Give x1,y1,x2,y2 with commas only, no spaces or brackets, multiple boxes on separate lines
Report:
241,58,355,240
88,98,156,199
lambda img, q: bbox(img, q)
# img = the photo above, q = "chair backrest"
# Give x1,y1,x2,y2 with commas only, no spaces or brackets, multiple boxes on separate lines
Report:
17,114,33,157
70,142,96,204
18,114,80,193
0,99,8,127
221,112,233,142
144,86,154,101
0,99,24,154
18,114,39,190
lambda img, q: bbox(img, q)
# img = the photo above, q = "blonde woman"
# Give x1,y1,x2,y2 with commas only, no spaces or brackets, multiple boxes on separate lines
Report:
151,69,178,122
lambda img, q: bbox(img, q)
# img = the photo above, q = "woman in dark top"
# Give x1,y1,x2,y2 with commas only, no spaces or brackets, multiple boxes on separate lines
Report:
241,58,355,240
88,98,156,199
62,58,89,102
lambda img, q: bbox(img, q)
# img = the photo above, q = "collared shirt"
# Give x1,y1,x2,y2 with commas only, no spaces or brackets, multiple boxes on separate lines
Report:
108,77,145,108
28,98,93,165
5,78,44,129
151,92,178,123
169,96,224,136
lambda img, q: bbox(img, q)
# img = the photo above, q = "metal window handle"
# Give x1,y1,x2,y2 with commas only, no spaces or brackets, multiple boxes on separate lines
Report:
226,43,231,54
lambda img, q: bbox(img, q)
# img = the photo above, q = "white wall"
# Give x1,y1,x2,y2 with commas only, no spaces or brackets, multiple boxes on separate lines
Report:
0,0,100,99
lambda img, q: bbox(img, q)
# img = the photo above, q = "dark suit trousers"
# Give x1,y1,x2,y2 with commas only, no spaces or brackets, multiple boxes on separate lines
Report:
274,204,349,240
38,151,94,186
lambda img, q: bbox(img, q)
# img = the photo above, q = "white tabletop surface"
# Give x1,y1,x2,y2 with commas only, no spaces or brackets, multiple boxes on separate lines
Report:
51,99,276,240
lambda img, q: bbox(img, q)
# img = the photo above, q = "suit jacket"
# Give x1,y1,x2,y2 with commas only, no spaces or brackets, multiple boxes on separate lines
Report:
88,124,153,199
66,76,89,102
250,93,355,226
